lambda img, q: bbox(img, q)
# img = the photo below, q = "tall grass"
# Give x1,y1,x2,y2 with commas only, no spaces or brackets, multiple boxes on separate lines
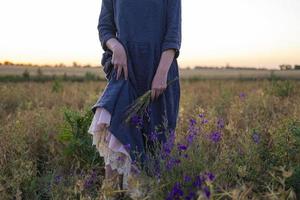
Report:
0,79,299,199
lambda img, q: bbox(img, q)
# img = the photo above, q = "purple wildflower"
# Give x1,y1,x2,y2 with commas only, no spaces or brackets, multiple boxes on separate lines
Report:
150,131,158,141
166,158,181,170
54,175,62,184
239,92,246,100
184,175,192,183
204,172,215,181
203,186,211,199
201,119,209,124
177,143,188,151
84,171,97,189
209,130,222,143
185,191,197,200
166,182,184,200
193,175,204,188
162,130,176,156
199,113,205,118
187,133,195,144
84,179,93,189
189,118,197,126
217,118,225,129
252,132,260,144
131,114,143,127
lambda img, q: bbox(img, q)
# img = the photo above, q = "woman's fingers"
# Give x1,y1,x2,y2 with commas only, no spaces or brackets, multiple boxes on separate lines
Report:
157,88,164,98
151,89,156,101
116,65,128,80
151,87,165,101
111,43,128,80
123,65,128,80
112,60,127,80
116,65,122,80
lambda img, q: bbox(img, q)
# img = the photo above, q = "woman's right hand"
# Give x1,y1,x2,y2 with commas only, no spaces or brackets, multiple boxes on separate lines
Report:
106,38,128,80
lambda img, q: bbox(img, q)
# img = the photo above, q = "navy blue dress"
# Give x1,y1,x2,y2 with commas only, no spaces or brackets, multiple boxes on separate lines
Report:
91,0,181,167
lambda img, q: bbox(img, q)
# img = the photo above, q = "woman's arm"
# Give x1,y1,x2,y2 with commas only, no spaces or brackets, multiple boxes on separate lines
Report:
98,0,128,80
151,0,182,100
161,0,182,59
98,0,117,51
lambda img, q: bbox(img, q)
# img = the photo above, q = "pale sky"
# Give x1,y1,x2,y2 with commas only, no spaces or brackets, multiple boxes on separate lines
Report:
0,0,299,69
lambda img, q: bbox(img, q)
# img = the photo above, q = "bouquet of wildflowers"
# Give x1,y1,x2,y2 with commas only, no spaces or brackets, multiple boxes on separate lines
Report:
123,76,179,125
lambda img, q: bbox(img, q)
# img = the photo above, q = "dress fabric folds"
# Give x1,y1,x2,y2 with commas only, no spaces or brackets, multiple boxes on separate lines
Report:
88,107,139,190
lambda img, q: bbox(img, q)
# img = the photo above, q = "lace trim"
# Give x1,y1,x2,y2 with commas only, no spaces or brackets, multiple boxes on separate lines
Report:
88,107,140,190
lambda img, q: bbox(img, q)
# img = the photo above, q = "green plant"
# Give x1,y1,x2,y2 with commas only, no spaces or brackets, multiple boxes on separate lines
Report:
269,80,295,97
57,107,103,170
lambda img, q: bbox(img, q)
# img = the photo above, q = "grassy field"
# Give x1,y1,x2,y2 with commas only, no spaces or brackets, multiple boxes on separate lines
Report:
1,65,300,80
0,75,299,199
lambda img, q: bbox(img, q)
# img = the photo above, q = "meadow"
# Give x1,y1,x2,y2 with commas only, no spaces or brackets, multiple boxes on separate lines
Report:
1,65,300,81
0,68,299,199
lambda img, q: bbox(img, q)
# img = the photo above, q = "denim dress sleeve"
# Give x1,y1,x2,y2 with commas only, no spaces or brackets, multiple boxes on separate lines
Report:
97,0,117,51
161,0,182,59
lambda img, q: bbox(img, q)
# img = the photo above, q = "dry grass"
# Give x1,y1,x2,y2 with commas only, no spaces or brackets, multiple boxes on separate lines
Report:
0,79,299,199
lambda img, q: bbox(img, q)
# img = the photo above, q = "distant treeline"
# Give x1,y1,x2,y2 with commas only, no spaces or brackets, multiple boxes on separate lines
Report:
0,70,106,82
1,60,300,70
0,61,98,68
190,64,300,70
191,66,270,70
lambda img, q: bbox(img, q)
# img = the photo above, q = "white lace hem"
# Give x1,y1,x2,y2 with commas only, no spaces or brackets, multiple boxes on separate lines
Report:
88,107,140,190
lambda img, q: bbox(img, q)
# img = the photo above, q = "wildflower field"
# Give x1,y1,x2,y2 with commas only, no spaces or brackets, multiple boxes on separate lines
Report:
0,77,299,199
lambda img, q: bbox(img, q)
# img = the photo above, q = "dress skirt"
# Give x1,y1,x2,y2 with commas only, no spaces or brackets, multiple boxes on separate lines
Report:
88,106,140,190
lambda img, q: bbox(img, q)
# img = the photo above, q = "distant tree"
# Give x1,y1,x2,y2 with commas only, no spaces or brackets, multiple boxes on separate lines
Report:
73,62,78,67
279,64,292,70
194,66,203,70
59,63,65,67
4,61,13,65
294,65,300,70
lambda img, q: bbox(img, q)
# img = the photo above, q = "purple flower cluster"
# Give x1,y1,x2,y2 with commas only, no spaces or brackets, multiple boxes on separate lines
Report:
207,117,225,143
162,129,176,156
166,171,215,200
159,113,217,199
131,114,143,128
239,92,247,100
84,169,97,189
252,131,260,144
177,143,188,151
209,130,222,143
166,182,184,200
217,118,225,129
54,175,62,184
204,171,215,181
150,130,159,141
199,113,209,124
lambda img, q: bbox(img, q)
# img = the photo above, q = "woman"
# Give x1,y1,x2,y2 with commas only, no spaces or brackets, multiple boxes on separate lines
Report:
88,0,181,199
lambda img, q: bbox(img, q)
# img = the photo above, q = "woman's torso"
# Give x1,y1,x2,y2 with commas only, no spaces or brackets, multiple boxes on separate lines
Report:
113,0,167,44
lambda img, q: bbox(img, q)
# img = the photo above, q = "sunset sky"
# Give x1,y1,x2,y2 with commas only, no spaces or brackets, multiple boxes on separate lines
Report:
0,0,299,69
